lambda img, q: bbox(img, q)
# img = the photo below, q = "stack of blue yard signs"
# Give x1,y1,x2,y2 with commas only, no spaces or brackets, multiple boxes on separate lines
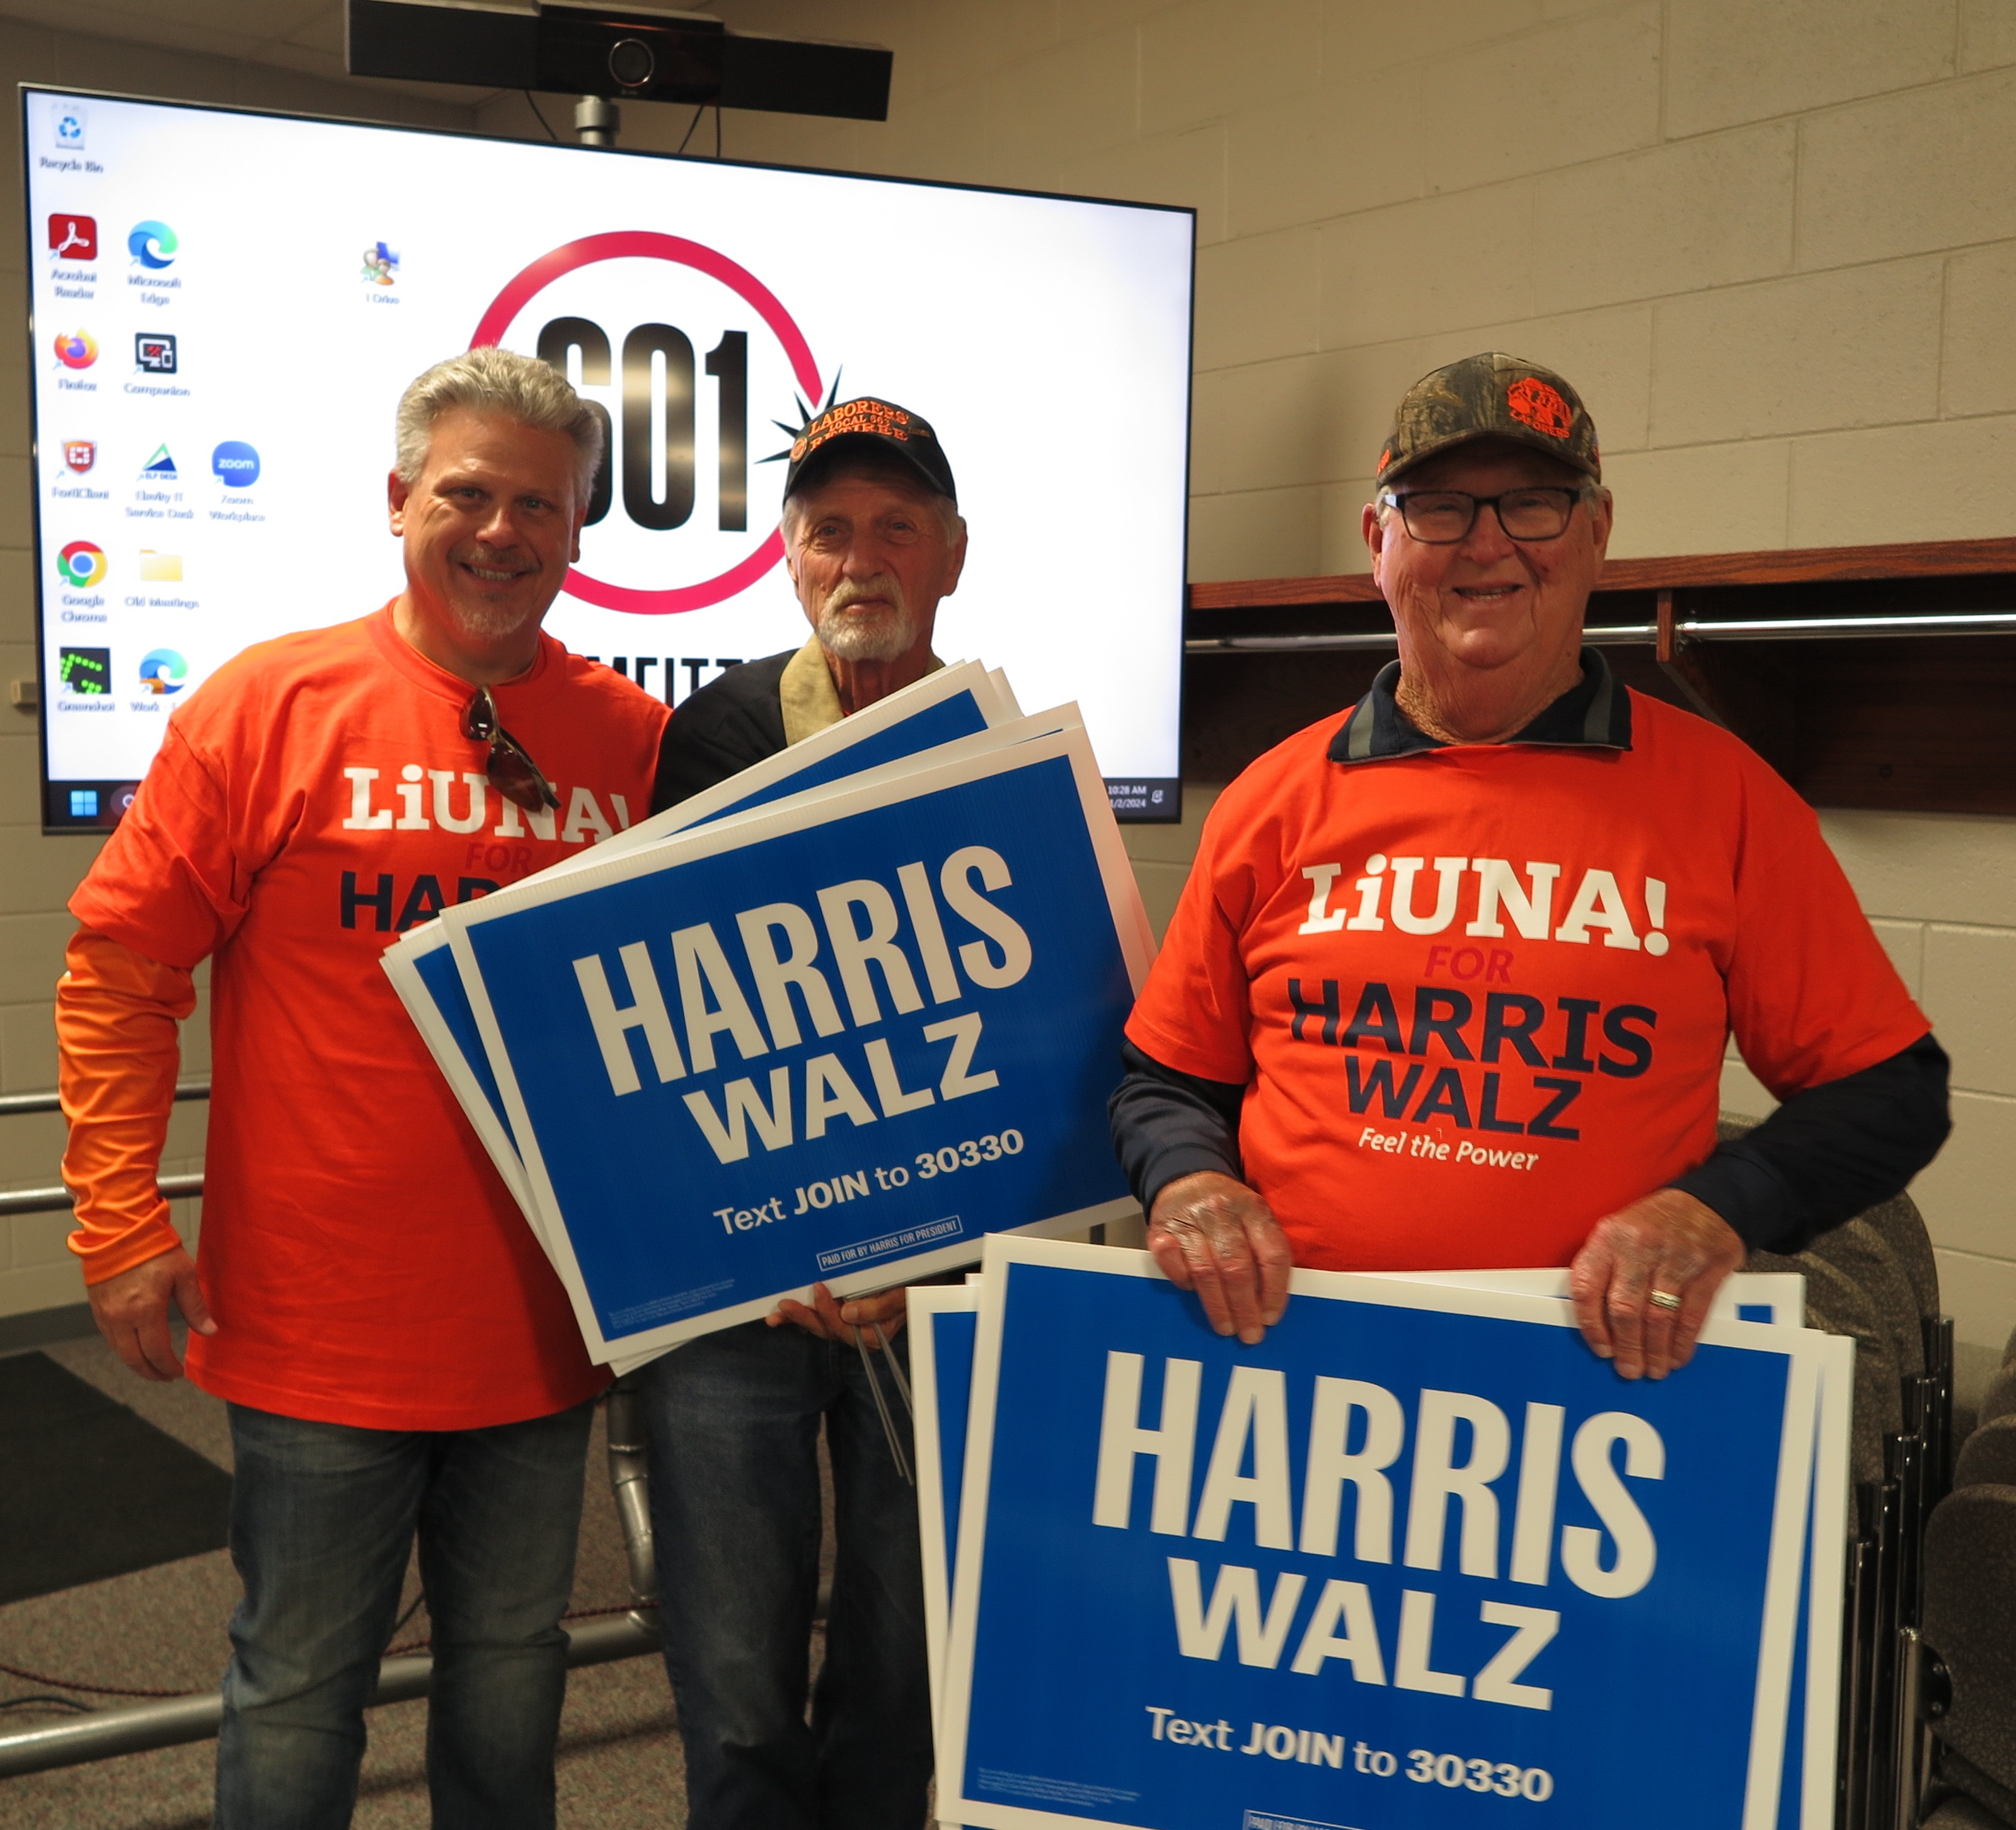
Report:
913,1241,1854,1830
383,662,1155,1371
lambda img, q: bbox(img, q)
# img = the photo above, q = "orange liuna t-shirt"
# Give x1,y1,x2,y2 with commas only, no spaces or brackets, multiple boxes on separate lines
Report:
71,606,669,1430
1126,690,1929,1274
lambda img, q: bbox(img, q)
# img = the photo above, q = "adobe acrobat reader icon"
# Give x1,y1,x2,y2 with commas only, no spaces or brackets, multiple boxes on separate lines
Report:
48,214,96,261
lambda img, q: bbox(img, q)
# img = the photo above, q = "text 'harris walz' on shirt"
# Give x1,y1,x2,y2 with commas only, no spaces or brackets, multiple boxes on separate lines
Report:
1290,853,1671,1158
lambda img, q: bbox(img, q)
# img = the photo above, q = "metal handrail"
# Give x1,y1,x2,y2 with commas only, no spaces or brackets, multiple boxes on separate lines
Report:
1185,609,2016,653
0,1091,668,1784
0,1083,209,1212
0,1173,202,1219
0,1611,658,1778
0,1081,209,1120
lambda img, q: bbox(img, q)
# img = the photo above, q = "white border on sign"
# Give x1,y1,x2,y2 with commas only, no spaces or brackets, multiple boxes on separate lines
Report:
527,659,1021,890
909,1284,982,1737
1798,1333,1855,1830
937,1235,1824,1830
446,723,1155,1362
1361,1266,1809,1328
380,923,538,1221
378,929,675,1381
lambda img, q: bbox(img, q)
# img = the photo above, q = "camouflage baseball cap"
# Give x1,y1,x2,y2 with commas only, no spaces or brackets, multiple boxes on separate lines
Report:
1374,352,1600,487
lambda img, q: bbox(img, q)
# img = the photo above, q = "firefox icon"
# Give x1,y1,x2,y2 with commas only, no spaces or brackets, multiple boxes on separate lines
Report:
53,330,97,369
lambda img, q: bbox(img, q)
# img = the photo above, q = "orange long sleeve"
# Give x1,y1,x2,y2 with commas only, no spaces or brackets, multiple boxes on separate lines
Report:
56,925,197,1284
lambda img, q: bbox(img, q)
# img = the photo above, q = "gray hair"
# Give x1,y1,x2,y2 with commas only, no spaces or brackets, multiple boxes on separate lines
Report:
394,347,604,504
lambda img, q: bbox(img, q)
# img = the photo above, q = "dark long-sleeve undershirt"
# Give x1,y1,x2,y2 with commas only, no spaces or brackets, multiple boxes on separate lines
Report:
1108,1032,1951,1257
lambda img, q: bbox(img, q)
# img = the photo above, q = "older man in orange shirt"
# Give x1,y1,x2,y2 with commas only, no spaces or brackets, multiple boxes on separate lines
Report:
1113,353,1949,1379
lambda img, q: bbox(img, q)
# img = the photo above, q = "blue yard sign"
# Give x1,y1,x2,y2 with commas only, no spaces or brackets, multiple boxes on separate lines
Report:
912,1282,982,1721
445,727,1152,1361
381,660,1019,1209
938,1238,1848,1830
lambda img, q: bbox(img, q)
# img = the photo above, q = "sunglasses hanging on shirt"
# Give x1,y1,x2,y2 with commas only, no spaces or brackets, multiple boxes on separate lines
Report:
461,686,558,814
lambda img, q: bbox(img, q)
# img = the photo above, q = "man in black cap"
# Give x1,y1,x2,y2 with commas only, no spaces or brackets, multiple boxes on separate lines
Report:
640,396,964,1830
654,395,965,805
1112,352,1949,1383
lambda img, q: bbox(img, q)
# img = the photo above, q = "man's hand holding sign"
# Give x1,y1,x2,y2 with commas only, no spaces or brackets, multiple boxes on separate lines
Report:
1149,1173,1743,1380
1113,352,1949,1386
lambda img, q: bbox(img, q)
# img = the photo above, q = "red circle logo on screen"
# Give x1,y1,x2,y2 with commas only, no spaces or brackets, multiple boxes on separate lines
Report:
471,233,824,617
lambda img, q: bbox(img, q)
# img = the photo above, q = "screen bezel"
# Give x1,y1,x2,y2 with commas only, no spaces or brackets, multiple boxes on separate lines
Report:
21,81,1195,834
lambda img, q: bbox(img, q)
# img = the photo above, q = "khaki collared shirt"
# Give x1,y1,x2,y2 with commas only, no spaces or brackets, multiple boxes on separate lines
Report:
778,635,944,746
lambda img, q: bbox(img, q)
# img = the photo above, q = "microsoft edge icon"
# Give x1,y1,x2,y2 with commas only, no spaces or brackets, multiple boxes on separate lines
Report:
139,649,188,695
129,220,178,269
212,441,260,489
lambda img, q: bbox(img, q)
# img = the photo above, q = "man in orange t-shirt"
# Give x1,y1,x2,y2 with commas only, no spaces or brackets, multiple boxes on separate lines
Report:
57,348,668,1827
1114,353,1949,1380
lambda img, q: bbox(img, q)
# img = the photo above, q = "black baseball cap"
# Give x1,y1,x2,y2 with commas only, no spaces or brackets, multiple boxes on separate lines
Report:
783,396,957,503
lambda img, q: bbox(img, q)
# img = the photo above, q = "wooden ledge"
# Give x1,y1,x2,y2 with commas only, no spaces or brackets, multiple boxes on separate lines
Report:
1187,535,2016,613
1179,536,2016,817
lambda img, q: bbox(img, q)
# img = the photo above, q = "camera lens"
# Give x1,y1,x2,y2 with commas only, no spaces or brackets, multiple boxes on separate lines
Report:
608,38,655,89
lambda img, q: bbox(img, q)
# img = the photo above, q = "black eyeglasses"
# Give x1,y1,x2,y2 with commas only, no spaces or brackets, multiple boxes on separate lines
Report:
461,687,558,813
1379,485,1593,544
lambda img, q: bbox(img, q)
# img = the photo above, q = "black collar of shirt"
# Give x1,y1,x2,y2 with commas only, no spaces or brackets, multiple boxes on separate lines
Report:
1328,647,1632,765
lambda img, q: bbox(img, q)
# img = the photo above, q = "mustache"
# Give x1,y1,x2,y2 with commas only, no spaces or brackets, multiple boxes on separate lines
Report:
821,574,906,616
450,542,534,575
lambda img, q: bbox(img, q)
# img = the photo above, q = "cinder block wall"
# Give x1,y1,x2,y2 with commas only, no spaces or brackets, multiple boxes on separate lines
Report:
1,6,2010,1381
520,0,2016,1374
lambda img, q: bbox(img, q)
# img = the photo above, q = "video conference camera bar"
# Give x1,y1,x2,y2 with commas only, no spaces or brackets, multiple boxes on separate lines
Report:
347,1,892,134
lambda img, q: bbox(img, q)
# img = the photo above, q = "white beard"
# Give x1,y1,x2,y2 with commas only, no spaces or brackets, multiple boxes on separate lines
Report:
815,574,918,662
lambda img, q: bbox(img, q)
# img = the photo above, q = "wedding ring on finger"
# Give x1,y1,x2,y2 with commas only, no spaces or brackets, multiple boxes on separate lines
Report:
1648,1289,1684,1313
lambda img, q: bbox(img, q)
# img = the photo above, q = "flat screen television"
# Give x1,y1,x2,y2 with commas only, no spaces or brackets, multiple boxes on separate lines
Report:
21,86,1192,833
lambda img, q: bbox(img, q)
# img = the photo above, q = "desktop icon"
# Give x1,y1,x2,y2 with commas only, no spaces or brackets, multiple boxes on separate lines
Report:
139,649,188,695
62,440,95,473
49,102,84,154
129,220,178,270
47,214,96,260
54,330,97,370
57,540,106,588
362,241,399,285
58,648,110,696
135,333,177,374
141,444,176,480
139,551,183,582
212,441,260,489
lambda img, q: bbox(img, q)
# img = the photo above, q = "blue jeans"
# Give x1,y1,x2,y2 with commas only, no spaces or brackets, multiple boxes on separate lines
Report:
214,1398,596,1830
642,1320,932,1830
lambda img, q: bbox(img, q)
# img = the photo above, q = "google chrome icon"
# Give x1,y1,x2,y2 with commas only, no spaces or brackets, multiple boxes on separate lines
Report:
57,540,106,588
139,648,188,694
53,330,97,369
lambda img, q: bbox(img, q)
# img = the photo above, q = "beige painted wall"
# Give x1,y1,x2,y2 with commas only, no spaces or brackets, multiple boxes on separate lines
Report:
0,5,2010,1381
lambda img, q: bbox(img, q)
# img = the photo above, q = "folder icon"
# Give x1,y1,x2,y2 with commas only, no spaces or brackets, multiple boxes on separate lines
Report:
139,551,182,582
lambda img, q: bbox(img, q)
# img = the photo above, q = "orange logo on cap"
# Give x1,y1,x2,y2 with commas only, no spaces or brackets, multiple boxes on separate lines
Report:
1506,377,1572,439
1376,447,1392,473
798,398,916,463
